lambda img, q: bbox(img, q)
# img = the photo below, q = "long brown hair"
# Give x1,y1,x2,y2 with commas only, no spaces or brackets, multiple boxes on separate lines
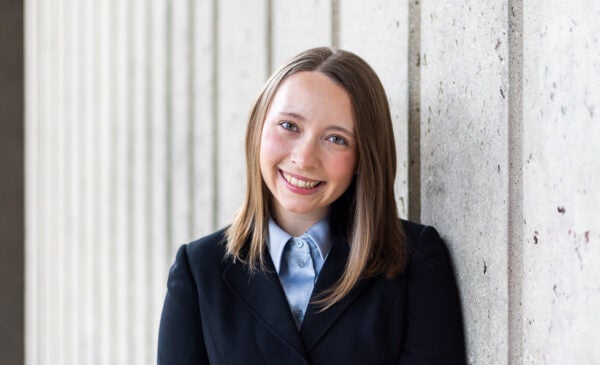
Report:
225,47,407,309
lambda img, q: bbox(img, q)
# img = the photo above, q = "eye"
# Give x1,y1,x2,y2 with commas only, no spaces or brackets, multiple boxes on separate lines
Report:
279,121,298,132
327,135,348,146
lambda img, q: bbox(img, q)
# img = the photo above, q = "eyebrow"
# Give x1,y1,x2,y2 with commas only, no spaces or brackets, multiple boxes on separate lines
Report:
280,111,306,121
327,125,355,138
278,111,355,137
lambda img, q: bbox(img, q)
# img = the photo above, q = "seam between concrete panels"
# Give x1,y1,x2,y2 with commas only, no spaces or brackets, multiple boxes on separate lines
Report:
188,0,196,239
265,0,273,75
143,2,154,362
211,0,219,230
408,0,421,222
507,0,524,363
165,0,174,250
331,0,339,48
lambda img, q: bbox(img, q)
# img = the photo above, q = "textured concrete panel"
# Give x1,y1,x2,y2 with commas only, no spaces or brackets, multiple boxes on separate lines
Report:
420,2,510,364
522,1,600,363
192,0,217,238
272,0,331,69
339,0,410,217
217,0,269,227
170,0,194,249
25,0,180,363
149,0,170,360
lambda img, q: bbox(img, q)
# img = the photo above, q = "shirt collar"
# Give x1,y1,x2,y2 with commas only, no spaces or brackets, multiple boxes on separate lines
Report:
267,217,333,273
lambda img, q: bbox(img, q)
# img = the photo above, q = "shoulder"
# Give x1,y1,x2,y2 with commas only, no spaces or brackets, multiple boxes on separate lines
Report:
400,219,442,249
402,220,454,280
186,227,229,257
172,227,231,275
397,220,467,363
400,219,450,271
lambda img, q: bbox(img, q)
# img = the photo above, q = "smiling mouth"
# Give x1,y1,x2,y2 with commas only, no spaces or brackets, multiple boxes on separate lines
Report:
281,171,323,189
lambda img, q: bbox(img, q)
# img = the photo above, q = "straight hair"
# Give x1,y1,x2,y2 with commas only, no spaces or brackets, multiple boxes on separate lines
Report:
225,47,407,310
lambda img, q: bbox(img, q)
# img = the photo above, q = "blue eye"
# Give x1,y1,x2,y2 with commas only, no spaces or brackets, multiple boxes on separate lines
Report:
279,121,297,131
327,135,347,145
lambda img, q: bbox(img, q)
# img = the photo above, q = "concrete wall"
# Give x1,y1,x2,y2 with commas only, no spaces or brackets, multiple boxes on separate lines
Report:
24,0,599,364
521,1,600,363
420,1,511,363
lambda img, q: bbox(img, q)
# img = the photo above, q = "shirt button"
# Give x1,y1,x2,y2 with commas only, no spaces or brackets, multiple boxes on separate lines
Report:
295,240,304,248
297,259,305,268
293,309,303,319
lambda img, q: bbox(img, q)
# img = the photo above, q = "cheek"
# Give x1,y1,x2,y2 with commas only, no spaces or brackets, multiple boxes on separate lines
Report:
259,128,285,175
260,129,287,162
327,152,358,184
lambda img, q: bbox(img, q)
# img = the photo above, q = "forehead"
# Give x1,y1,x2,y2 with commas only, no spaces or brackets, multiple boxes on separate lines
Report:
267,71,354,126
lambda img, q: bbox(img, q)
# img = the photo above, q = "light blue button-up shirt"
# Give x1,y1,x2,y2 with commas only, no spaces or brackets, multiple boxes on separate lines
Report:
267,217,333,328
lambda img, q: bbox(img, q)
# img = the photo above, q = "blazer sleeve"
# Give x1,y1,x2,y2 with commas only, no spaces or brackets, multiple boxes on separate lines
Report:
158,245,210,365
399,226,467,365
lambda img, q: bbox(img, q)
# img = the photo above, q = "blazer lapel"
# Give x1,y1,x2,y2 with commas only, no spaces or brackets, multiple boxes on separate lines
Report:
223,255,307,357
300,236,368,351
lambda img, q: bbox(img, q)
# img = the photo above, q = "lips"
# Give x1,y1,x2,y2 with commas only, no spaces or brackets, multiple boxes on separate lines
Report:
280,170,323,189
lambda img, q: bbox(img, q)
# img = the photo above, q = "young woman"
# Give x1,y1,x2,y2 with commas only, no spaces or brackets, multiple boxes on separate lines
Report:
158,47,466,365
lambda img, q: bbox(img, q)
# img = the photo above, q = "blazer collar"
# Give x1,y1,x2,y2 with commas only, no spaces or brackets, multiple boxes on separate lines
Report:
223,234,368,356
223,251,308,359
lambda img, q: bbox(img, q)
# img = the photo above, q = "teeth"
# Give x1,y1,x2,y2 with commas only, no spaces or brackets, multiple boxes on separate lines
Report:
283,172,319,189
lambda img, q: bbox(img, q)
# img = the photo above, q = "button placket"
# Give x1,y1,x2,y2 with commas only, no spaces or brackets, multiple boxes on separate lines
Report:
292,238,311,269
281,236,317,329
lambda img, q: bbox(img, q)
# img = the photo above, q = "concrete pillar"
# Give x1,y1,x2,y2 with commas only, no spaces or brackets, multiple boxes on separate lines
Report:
419,1,510,363
216,0,269,227
521,0,600,363
272,0,332,69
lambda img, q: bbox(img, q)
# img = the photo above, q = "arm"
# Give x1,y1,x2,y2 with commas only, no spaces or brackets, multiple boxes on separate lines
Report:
399,226,467,365
158,245,210,365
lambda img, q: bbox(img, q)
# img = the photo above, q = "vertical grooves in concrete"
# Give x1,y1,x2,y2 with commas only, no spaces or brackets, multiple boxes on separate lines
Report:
165,1,173,247
107,1,118,361
408,0,421,222
507,1,524,363
211,0,220,230
125,1,135,361
265,0,273,75
144,2,154,363
331,0,339,47
188,0,196,238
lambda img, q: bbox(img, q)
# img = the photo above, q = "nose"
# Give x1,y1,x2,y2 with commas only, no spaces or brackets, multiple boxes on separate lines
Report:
291,138,319,169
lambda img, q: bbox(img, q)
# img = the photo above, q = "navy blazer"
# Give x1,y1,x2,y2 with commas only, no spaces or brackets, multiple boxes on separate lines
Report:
158,220,466,364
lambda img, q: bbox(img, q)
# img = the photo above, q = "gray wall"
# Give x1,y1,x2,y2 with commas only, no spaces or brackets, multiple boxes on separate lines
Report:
420,1,511,362
520,1,600,362
24,0,600,364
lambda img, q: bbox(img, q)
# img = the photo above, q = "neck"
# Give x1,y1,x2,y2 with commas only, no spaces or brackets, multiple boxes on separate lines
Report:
272,208,329,237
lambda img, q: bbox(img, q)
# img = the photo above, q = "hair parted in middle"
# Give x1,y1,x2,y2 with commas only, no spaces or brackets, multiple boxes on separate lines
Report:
225,47,407,309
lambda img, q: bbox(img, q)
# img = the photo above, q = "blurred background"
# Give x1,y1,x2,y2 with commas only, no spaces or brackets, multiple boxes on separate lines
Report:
1,0,599,364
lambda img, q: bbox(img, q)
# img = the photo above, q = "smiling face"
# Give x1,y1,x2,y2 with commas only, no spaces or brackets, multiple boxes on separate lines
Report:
259,71,358,232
